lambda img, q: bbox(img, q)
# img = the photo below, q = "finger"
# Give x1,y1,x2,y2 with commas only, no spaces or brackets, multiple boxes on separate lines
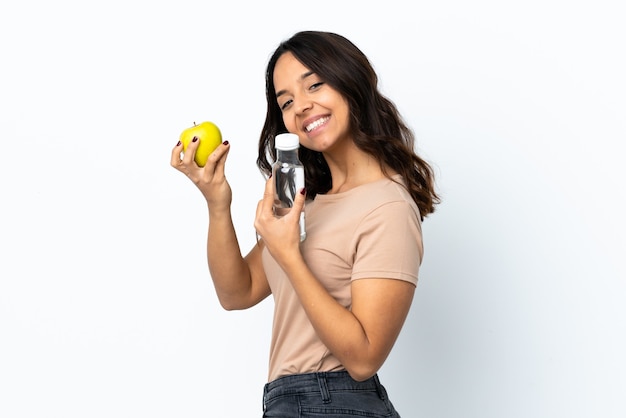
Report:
260,176,276,215
288,186,306,220
181,136,200,165
253,197,265,234
170,140,184,169
204,141,230,180
254,177,274,231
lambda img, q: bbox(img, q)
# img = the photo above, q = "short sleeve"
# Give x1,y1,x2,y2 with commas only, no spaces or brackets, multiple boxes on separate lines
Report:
350,200,423,285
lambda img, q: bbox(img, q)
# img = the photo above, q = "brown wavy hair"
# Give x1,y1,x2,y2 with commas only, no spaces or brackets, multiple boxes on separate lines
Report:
257,31,440,219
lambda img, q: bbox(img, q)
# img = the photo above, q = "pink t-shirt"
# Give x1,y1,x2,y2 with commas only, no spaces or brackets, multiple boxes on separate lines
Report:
262,175,423,382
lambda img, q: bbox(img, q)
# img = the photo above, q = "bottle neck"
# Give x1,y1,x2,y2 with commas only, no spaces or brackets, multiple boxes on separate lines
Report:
276,148,301,164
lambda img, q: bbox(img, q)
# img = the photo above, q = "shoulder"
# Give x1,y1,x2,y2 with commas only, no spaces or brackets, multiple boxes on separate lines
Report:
358,175,420,219
305,175,421,234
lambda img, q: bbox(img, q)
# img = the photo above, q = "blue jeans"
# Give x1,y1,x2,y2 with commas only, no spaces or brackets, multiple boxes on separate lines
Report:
262,371,401,417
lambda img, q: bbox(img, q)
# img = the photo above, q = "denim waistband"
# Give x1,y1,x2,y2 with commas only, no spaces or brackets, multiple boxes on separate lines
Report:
263,370,387,405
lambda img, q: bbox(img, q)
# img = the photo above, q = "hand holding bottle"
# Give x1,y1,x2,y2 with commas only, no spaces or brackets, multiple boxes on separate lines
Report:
254,175,306,265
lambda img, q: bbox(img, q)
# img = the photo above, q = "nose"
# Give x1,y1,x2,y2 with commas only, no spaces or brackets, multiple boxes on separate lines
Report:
294,95,312,114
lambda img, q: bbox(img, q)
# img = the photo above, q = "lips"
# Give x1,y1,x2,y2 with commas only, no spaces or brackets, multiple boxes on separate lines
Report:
304,116,330,133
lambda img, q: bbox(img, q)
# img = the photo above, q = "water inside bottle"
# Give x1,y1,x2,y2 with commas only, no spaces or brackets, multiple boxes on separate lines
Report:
273,165,301,216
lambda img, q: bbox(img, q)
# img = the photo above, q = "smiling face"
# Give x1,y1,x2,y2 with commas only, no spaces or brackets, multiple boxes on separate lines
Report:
273,52,352,154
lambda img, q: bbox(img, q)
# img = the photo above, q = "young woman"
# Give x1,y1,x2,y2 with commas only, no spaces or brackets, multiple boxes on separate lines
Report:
171,31,439,417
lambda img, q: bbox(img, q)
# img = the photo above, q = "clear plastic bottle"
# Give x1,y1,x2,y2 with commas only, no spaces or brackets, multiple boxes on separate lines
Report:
272,133,306,241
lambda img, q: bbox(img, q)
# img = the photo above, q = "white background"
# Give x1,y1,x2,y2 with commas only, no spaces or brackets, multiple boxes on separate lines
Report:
1,1,624,417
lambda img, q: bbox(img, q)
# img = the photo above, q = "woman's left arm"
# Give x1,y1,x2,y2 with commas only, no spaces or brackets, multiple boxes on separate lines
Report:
254,179,415,382
287,265,415,382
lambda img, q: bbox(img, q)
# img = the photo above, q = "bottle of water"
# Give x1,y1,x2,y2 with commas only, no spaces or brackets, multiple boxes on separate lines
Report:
272,133,306,241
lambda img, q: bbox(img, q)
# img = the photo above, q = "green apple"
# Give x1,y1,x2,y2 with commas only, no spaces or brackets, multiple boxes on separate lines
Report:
179,121,222,167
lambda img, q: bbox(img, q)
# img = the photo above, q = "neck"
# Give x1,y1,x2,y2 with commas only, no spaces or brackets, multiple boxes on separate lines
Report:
323,140,387,194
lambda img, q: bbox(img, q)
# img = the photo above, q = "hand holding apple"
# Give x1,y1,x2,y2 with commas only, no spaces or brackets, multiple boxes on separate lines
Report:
179,121,222,167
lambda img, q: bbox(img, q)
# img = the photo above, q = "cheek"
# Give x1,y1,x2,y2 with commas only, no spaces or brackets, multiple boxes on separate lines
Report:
281,113,297,131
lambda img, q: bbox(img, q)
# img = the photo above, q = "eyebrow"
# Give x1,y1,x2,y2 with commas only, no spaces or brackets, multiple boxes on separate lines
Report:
275,70,315,98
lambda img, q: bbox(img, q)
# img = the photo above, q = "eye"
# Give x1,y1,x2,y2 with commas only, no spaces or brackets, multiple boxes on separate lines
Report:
279,98,293,110
310,82,324,91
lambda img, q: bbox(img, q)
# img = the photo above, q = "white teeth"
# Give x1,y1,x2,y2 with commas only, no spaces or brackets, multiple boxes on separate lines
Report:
305,117,329,132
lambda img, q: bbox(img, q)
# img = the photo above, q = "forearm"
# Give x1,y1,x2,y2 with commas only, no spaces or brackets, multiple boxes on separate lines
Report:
206,208,254,309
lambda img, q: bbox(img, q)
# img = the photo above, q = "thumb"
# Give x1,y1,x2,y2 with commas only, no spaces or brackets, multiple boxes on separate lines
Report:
291,187,306,215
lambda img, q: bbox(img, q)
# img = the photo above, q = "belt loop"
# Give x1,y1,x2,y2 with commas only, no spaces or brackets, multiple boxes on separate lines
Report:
316,372,331,404
373,374,387,401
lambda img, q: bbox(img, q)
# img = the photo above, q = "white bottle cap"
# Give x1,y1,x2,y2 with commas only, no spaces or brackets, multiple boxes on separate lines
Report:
275,133,300,150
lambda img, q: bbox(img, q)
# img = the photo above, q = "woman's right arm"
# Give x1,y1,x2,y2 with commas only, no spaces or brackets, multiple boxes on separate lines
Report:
171,139,271,310
207,209,271,310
